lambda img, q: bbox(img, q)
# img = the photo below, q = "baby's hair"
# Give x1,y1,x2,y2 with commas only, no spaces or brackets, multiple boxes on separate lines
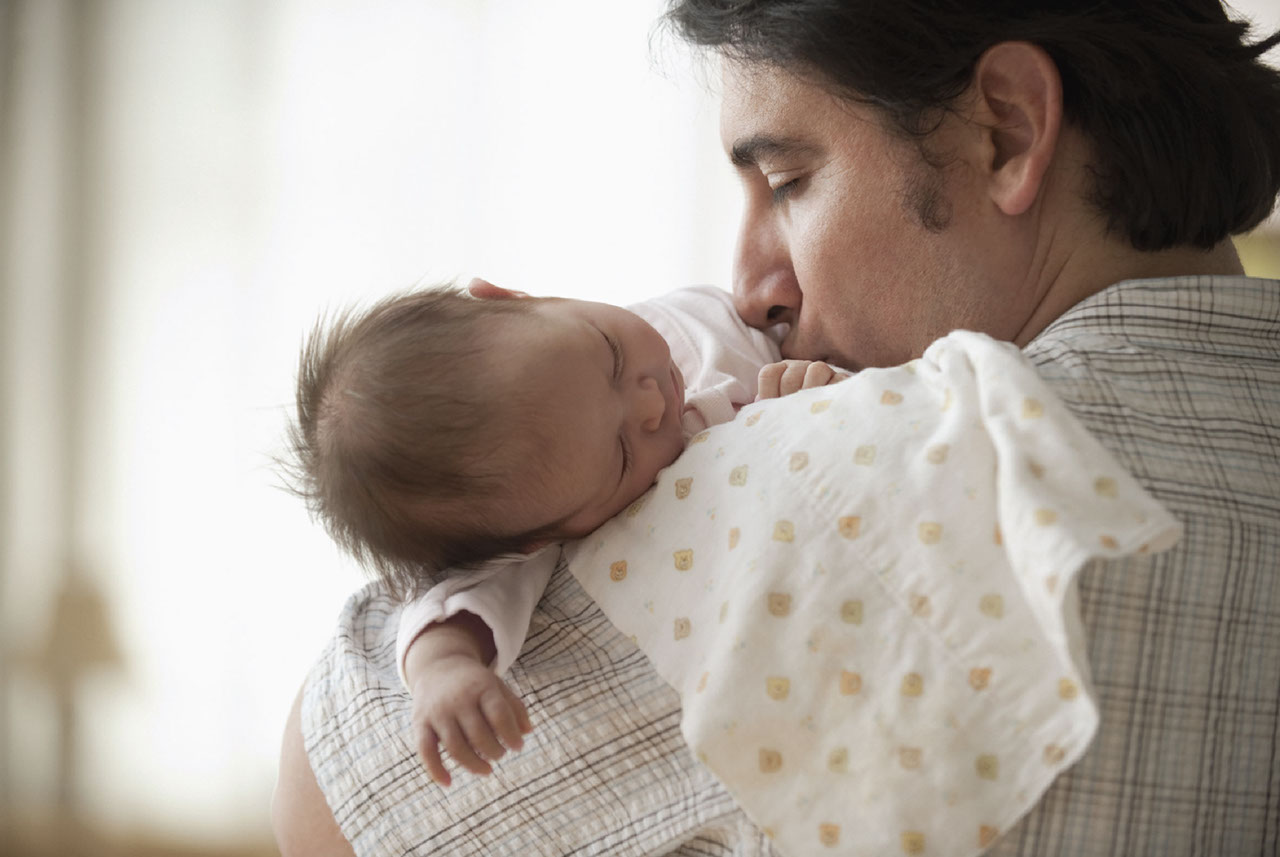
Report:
283,284,561,600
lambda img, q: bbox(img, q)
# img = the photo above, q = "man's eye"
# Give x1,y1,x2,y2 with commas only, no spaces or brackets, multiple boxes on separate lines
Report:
771,177,802,204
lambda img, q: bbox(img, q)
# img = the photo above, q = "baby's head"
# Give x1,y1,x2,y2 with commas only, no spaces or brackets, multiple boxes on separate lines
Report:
287,279,687,597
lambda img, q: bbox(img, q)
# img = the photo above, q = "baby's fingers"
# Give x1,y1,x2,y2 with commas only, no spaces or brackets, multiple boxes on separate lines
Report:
756,362,787,400
457,707,506,770
801,361,836,389
438,717,493,777
481,686,530,751
778,360,815,396
418,724,451,787
504,684,534,735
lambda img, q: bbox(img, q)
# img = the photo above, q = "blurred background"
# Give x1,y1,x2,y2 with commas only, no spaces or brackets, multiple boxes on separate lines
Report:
1,1,1277,855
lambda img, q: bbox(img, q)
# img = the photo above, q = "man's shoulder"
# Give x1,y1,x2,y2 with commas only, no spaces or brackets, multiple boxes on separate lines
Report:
1031,274,1278,340
1026,274,1280,376
1023,274,1280,509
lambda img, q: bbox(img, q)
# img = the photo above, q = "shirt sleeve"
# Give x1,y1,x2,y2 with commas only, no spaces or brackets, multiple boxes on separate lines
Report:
395,547,558,690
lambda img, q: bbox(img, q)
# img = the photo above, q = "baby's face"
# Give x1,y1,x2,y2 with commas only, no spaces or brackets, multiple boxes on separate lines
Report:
496,293,687,540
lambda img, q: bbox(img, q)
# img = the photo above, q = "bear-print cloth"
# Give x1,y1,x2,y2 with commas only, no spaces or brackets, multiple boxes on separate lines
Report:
566,330,1180,857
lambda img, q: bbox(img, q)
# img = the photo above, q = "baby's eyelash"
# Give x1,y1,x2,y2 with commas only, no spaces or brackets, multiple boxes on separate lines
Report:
620,433,633,477
609,335,624,381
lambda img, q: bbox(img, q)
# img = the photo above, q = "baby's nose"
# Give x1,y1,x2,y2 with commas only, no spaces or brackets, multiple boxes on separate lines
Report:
635,376,666,433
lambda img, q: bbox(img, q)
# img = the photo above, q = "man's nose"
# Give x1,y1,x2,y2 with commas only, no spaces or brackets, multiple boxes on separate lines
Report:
731,214,801,331
633,376,666,433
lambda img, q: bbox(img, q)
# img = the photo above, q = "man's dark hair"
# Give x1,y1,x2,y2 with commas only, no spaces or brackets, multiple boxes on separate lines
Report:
283,286,559,600
665,0,1280,251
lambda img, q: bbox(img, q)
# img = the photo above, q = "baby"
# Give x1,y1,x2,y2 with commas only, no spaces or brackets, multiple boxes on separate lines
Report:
288,278,845,785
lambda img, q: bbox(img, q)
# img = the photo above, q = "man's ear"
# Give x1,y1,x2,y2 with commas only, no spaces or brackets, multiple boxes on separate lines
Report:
467,278,530,300
968,42,1062,217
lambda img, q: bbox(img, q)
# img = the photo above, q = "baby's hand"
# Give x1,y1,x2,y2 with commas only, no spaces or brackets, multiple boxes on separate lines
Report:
410,654,533,787
756,359,846,400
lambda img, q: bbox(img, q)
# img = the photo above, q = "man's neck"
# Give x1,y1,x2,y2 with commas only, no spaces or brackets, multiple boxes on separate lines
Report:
1013,238,1244,348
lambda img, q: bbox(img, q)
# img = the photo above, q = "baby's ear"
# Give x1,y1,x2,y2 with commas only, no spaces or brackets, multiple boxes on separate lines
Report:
467,278,529,301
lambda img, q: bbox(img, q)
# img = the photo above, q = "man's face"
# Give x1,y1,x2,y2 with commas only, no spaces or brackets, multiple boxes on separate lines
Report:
720,61,1032,370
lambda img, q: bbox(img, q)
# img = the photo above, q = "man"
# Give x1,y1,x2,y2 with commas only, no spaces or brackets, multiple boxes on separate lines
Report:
275,2,1280,854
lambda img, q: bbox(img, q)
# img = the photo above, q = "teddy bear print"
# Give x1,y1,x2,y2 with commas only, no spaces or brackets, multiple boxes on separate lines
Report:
837,515,861,540
898,746,923,770
909,593,932,618
917,522,943,545
979,593,1004,619
673,549,694,571
827,747,849,773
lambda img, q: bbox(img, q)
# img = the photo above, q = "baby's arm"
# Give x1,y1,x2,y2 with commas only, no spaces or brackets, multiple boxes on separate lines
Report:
403,611,531,787
756,359,849,400
396,550,556,786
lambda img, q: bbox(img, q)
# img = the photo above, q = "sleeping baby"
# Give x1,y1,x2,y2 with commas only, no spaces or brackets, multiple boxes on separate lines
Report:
287,278,847,786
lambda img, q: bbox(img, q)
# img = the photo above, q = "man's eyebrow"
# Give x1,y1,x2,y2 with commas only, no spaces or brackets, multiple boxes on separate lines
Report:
729,135,820,169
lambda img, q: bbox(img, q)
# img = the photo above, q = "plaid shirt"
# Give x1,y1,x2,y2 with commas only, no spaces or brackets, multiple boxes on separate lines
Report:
302,276,1280,857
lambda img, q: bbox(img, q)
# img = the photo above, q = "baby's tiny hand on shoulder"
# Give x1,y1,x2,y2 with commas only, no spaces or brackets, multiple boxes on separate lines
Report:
756,359,847,400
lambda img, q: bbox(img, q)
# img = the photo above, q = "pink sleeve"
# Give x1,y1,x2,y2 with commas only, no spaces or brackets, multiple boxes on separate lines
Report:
395,547,558,689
